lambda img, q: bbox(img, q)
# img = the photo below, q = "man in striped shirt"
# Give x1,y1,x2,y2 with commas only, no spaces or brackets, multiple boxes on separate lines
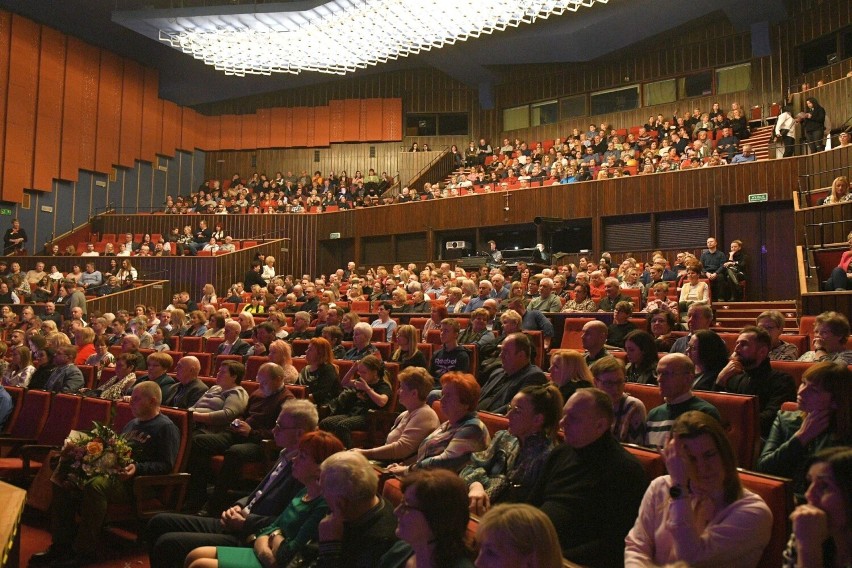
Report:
645,353,721,449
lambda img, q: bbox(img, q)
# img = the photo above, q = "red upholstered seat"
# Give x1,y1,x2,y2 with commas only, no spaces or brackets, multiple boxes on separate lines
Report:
560,317,595,350
245,356,269,382
770,360,815,388
738,469,793,568
180,336,204,353
622,443,666,482
693,391,760,469
205,337,225,354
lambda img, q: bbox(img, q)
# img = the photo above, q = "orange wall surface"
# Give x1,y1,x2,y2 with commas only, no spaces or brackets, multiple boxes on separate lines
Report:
0,9,402,204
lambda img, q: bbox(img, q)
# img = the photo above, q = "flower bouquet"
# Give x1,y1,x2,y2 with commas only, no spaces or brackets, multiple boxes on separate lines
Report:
51,421,134,489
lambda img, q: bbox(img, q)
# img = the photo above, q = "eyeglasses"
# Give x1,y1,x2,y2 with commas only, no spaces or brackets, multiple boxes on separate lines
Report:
596,380,624,388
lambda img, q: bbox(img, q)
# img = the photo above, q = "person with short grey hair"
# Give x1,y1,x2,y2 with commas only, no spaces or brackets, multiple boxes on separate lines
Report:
317,452,398,567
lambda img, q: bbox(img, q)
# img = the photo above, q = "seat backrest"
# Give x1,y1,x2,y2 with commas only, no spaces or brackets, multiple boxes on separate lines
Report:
374,342,392,360
333,359,355,379
770,360,813,389
291,340,310,357
781,401,798,412
425,329,442,346
38,393,82,446
245,356,269,382
286,384,309,399
560,317,595,349
523,330,544,368
78,365,96,390
738,469,792,568
350,300,370,314
477,411,508,437
111,401,136,433
188,352,212,377
381,477,403,507
160,406,193,472
75,396,114,430
164,350,185,367
1,386,25,434
180,336,204,353
383,362,400,411
371,327,386,343
416,343,433,361
694,391,760,469
622,443,666,482
623,383,664,412
779,334,809,355
622,288,642,310
9,389,52,439
798,315,816,338
409,318,429,331
204,337,224,354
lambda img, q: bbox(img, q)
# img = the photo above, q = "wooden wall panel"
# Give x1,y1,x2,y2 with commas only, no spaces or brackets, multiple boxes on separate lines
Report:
77,41,100,173
2,15,40,201
343,99,361,141
180,108,200,152
0,11,10,199
291,108,308,147
141,66,162,163
255,108,271,148
364,99,383,141
240,113,257,150
219,114,238,150
205,114,221,150
328,99,345,142
95,50,122,174
119,60,144,168
304,107,316,148
60,37,86,181
269,108,287,147
33,25,66,191
161,100,180,158
283,108,294,146
313,106,329,147
382,98,402,140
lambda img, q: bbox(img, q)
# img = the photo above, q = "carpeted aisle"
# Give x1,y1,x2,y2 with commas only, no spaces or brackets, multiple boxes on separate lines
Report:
21,514,151,568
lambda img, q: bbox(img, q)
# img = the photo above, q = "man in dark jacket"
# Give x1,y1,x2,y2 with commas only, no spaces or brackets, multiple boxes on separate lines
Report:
714,326,796,438
146,400,318,568
478,333,546,414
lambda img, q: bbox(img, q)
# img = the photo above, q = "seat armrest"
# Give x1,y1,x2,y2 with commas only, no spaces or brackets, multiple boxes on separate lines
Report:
132,473,191,519
20,445,60,477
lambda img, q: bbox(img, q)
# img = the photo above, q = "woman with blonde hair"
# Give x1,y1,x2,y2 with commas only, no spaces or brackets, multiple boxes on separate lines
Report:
820,175,850,205
261,256,276,284
2,345,35,387
391,324,427,370
267,340,299,384
475,503,563,568
548,349,593,402
170,308,188,336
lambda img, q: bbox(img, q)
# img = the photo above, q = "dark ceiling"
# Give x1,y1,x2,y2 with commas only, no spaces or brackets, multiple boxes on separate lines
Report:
1,0,787,108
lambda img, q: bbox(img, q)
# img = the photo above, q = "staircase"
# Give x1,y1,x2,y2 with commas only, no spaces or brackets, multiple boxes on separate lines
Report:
747,125,774,161
712,300,799,333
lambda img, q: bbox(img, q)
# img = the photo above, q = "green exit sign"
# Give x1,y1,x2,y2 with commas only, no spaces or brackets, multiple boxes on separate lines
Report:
748,193,768,203
0,208,12,215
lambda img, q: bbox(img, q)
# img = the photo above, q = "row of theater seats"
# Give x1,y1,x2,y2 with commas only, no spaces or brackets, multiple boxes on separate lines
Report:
377,398,791,568
0,388,193,533
0,380,791,568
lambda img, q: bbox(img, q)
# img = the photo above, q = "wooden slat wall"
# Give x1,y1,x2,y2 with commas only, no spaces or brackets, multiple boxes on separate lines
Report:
205,142,423,185
98,151,813,275
33,25,65,191
0,11,10,198
0,9,409,206
2,14,39,202
87,279,167,317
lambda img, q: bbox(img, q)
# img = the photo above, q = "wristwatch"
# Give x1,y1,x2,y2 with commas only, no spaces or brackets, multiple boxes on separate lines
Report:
669,484,685,500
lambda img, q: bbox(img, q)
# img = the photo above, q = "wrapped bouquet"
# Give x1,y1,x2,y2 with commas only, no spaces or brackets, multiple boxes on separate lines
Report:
51,422,134,489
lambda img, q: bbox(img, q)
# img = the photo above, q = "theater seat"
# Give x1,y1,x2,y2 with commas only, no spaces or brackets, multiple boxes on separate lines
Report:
693,391,760,469
622,443,666,482
738,469,792,568
560,317,595,350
